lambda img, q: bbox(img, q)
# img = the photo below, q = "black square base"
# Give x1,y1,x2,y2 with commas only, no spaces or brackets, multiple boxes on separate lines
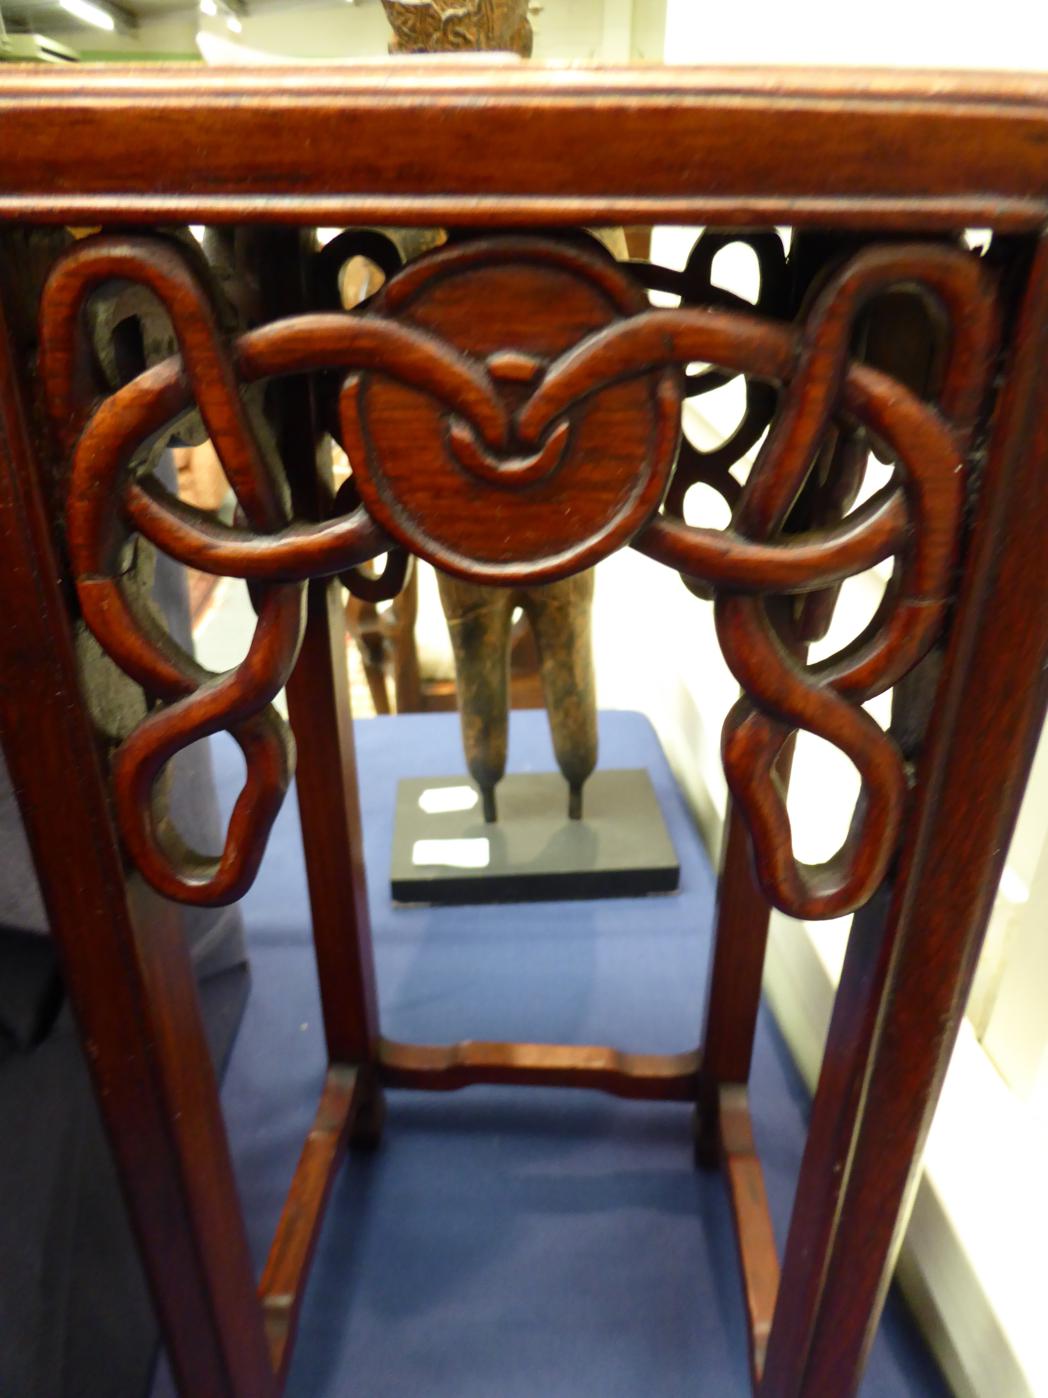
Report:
390,769,680,905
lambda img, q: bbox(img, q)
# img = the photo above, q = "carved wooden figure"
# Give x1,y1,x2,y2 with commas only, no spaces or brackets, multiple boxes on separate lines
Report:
382,0,533,55
1,63,1046,1398
322,231,602,812
380,0,588,819
348,237,637,819
438,567,596,819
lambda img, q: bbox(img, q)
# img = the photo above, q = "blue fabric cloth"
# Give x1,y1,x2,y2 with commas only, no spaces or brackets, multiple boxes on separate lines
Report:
153,709,946,1398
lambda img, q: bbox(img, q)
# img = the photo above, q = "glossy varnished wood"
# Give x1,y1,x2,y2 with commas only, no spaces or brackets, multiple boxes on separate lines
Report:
719,1086,780,1386
377,1038,701,1100
345,236,680,583
251,229,383,1078
39,232,990,926
762,233,1048,1398
2,67,1048,229
1,61,1046,1398
40,234,307,907
695,801,782,1166
260,1067,365,1381
0,252,276,1398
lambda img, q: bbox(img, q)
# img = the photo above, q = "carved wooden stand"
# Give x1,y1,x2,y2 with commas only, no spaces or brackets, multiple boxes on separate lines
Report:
1,66,1047,1398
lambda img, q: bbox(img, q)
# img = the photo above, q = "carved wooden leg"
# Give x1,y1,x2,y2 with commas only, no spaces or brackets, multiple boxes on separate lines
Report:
697,617,803,1168
255,230,383,1131
0,289,276,1398
761,235,1048,1398
286,580,384,1091
524,568,598,819
437,570,514,821
695,803,776,1168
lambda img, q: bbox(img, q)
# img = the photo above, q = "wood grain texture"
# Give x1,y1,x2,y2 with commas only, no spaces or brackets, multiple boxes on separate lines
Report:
37,230,994,925
634,228,784,606
248,227,384,1082
719,1085,780,1386
694,801,785,1168
40,235,308,907
631,242,992,917
762,230,1048,1398
5,62,1047,1398
0,252,276,1398
343,236,681,584
3,67,1048,228
709,243,995,918
260,1067,364,1382
378,1038,701,1100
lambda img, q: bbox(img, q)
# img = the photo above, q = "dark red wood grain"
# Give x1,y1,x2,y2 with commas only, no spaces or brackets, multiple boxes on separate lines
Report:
343,236,681,584
0,253,276,1398
1,63,1045,1398
377,1038,701,1100
3,67,1048,229
38,233,990,926
720,1085,781,1386
260,1067,365,1381
251,228,384,1081
762,230,1048,1398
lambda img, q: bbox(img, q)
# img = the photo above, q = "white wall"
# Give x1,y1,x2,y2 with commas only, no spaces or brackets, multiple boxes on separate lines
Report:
43,0,666,64
665,0,1048,70
203,3,391,61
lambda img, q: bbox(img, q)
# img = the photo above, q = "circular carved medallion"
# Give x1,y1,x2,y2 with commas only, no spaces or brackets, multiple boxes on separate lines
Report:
340,237,682,585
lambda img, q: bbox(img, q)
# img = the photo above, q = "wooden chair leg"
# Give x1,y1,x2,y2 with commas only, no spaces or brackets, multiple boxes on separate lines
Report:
0,297,276,1398
761,234,1048,1398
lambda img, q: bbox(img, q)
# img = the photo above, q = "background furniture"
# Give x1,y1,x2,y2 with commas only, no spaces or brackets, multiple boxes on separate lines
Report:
1,65,1047,1398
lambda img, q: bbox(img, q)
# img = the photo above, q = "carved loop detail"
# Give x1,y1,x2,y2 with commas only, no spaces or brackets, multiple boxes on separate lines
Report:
332,476,413,603
42,237,311,905
630,230,787,601
339,237,683,584
39,233,996,920
638,242,996,916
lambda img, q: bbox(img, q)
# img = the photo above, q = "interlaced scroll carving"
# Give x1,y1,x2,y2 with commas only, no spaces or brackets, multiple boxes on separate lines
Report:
312,227,418,606
629,230,787,600
39,232,995,922
634,244,996,917
39,236,388,906
339,236,682,584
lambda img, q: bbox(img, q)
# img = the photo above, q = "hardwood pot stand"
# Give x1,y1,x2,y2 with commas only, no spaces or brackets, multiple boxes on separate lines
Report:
0,64,1046,1398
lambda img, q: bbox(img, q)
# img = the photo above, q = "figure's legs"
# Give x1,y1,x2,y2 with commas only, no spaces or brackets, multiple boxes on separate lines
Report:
524,569,598,819
437,571,514,821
